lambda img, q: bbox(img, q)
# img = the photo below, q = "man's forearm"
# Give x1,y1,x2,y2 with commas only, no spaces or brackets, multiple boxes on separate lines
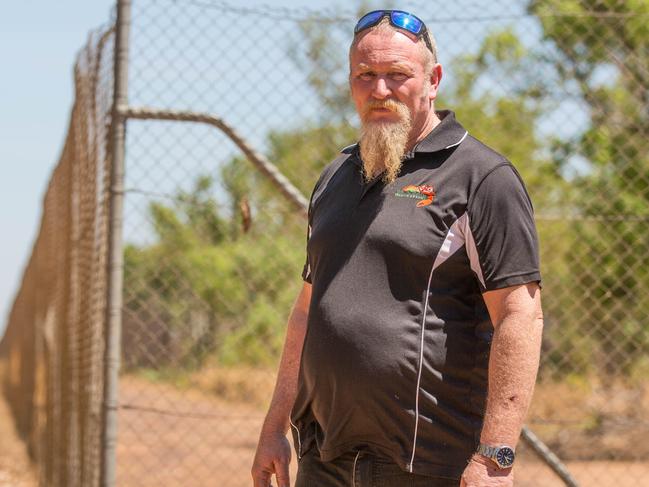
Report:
480,288,543,447
260,284,310,435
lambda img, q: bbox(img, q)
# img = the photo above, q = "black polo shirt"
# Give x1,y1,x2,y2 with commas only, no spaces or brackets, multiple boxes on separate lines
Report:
290,111,541,480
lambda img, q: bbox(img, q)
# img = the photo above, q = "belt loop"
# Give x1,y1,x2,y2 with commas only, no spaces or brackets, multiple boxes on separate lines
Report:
351,450,361,487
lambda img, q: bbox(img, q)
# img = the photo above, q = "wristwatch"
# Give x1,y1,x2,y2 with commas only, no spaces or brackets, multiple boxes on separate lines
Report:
476,443,516,469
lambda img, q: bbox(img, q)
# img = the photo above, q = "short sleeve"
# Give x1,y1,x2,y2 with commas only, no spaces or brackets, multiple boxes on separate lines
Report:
299,150,356,284
467,163,541,291
301,178,320,284
301,219,313,283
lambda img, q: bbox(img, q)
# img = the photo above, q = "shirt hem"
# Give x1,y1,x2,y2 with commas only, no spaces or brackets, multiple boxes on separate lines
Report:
484,271,542,291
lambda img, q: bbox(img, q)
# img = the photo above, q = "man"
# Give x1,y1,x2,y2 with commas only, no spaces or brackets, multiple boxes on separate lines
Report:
252,9,543,487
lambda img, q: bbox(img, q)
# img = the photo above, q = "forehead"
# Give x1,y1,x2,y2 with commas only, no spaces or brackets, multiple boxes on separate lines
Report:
350,29,425,69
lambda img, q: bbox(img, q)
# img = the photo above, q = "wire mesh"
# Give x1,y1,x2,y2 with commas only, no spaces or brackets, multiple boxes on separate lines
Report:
0,18,116,487
1,0,648,486
117,1,649,485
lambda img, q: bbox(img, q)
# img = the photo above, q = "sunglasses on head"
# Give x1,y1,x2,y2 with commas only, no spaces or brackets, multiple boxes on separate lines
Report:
354,10,435,55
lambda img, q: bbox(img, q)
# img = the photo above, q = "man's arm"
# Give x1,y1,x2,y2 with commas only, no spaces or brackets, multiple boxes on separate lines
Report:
251,281,311,487
461,282,543,487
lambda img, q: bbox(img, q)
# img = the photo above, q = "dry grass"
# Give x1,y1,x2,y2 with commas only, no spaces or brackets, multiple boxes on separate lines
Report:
529,376,649,460
128,363,277,408
130,364,649,461
187,365,276,408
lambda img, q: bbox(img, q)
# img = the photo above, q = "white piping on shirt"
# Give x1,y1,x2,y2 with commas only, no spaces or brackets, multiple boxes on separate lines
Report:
462,214,486,289
304,224,312,280
407,260,436,473
444,130,469,149
406,211,486,473
289,418,302,459
351,450,361,487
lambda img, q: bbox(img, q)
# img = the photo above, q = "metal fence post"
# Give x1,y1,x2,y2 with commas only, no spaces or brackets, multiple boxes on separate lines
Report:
101,1,131,486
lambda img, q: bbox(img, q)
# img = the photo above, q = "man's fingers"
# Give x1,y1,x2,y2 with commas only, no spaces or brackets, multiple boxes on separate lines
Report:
252,469,271,487
273,458,290,487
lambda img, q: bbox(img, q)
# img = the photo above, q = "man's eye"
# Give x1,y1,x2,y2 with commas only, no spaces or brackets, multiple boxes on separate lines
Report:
390,72,408,81
358,72,374,81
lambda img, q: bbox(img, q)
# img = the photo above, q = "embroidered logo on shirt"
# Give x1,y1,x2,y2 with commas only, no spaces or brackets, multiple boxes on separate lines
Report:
394,184,436,207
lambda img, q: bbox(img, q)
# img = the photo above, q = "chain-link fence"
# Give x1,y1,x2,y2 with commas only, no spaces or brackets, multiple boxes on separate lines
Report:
0,17,116,487
1,0,649,486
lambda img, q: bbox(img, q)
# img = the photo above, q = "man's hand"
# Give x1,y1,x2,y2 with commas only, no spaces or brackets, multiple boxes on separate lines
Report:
460,455,513,487
251,430,292,487
251,282,310,487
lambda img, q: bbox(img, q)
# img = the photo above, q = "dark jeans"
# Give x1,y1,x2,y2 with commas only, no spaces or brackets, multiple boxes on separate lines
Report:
295,448,460,487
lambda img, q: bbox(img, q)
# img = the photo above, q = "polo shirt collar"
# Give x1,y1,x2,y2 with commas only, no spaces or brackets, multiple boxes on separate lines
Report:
410,110,468,154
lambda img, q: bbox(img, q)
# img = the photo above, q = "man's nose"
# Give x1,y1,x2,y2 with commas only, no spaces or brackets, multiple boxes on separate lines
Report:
371,77,391,99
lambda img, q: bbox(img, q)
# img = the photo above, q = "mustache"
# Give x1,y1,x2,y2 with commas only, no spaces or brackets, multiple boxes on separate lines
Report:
361,99,408,119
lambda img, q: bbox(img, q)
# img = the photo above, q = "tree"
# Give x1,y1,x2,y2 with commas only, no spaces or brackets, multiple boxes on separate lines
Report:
529,0,649,375
123,174,304,369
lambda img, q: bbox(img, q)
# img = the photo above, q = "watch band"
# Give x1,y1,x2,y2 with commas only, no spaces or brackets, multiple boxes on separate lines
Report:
476,443,516,469
476,443,498,458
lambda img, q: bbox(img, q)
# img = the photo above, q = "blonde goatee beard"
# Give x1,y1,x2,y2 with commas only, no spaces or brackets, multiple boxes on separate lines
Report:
359,100,412,184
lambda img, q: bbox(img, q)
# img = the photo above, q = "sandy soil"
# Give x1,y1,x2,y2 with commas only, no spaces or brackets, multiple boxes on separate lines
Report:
0,394,38,487
115,375,649,487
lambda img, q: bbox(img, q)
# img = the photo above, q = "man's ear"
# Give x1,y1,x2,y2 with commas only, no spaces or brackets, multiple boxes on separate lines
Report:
429,63,443,101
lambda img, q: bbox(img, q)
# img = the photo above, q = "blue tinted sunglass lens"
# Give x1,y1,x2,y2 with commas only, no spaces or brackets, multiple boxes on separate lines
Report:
391,11,423,35
355,10,386,33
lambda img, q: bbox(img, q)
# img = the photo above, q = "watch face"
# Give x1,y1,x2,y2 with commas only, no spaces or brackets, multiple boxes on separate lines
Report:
496,447,515,468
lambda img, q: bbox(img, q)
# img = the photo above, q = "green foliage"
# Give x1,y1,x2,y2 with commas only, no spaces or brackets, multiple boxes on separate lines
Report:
267,124,356,193
529,0,649,375
123,172,304,369
219,292,290,367
439,26,568,211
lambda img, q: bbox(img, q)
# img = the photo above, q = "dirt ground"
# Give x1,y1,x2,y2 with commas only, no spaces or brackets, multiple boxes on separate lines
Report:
1,374,647,486
115,375,649,487
0,394,37,487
